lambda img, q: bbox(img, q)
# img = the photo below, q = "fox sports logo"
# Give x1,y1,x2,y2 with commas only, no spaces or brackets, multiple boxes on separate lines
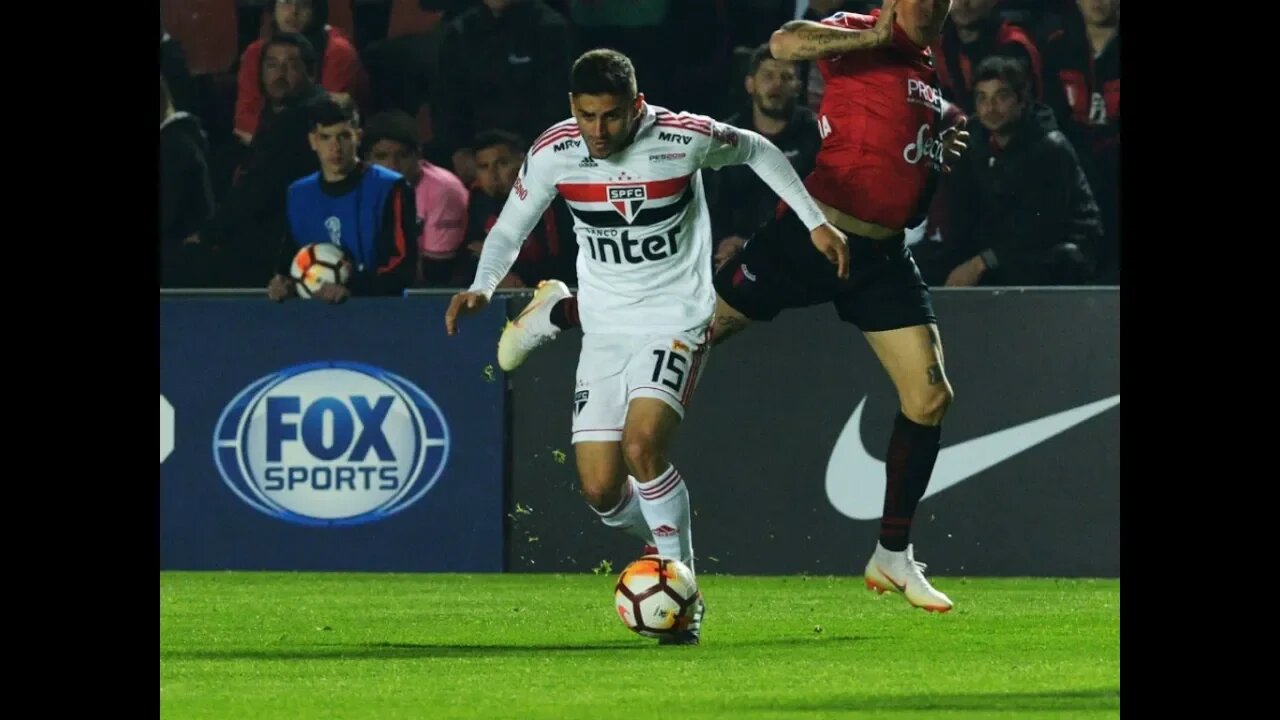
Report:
213,361,450,527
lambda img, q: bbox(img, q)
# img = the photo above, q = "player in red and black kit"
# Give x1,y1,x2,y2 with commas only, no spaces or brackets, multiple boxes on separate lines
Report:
712,0,968,612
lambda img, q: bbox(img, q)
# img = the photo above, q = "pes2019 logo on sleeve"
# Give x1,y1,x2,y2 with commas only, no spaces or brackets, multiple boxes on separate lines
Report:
213,361,450,527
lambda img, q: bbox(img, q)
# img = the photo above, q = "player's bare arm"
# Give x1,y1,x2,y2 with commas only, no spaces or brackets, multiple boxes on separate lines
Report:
771,0,897,61
704,122,849,278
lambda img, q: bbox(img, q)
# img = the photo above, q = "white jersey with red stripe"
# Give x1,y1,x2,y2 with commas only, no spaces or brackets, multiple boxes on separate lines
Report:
468,102,829,335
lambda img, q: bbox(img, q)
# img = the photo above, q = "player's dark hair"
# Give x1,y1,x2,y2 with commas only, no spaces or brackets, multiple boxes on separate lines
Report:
747,43,787,76
473,129,525,156
261,32,319,79
309,94,359,130
975,55,1031,102
570,49,638,100
361,111,421,155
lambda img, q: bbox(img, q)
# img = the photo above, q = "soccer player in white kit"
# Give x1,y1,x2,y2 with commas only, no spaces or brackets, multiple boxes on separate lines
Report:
445,49,848,645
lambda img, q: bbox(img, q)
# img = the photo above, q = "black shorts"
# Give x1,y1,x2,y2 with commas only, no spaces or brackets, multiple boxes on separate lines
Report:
713,208,937,332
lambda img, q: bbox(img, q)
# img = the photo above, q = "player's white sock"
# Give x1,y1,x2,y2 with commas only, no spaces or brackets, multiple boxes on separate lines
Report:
592,477,652,543
634,465,694,573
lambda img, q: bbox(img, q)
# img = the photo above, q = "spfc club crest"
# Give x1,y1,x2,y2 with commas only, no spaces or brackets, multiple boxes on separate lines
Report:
607,186,647,224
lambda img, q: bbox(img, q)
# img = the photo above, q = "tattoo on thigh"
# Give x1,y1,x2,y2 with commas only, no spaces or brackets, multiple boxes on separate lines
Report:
713,314,747,345
927,362,944,385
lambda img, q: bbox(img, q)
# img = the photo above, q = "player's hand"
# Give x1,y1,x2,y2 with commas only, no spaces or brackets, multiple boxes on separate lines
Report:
445,291,490,336
871,0,897,46
944,255,987,287
313,283,350,304
939,116,969,174
810,223,850,280
714,235,747,270
267,274,295,302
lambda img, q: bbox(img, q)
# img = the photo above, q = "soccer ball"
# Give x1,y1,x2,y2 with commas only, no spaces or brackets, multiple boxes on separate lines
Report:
614,555,699,638
290,243,352,298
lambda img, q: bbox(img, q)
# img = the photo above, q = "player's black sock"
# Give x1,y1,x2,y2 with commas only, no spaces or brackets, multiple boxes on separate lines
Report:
879,412,941,552
549,297,580,330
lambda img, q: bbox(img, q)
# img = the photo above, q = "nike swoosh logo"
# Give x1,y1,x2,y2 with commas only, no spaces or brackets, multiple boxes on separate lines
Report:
826,394,1120,520
876,565,905,591
510,300,544,329
508,54,532,64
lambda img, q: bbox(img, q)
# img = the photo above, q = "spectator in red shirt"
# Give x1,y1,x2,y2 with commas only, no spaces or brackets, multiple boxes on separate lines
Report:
934,0,1042,113
1042,0,1119,283
234,0,369,145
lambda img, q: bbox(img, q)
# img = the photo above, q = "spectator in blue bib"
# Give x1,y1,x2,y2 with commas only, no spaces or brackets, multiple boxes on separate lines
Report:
269,96,419,302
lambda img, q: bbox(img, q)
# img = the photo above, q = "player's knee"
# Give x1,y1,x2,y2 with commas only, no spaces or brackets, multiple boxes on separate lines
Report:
621,432,663,476
579,479,622,512
904,383,953,425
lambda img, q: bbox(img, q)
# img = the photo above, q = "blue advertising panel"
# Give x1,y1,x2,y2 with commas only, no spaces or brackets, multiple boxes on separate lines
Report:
160,295,507,572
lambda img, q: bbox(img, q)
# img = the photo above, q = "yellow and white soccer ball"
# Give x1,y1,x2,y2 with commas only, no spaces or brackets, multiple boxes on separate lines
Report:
290,243,353,298
613,555,699,638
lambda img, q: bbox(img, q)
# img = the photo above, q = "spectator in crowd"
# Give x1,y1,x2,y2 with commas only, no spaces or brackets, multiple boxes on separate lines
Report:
235,0,369,145
418,0,474,23
727,0,801,52
160,14,199,117
708,44,820,269
937,56,1101,287
160,75,216,288
431,0,574,185
190,33,327,285
934,0,1042,113
457,130,576,288
1042,0,1119,283
362,111,470,286
269,97,419,302
566,0,732,117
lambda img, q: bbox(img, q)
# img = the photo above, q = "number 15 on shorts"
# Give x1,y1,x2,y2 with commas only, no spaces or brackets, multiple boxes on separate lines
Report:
651,349,689,393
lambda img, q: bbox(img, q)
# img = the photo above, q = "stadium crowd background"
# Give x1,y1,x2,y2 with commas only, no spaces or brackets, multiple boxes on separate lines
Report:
159,0,1120,292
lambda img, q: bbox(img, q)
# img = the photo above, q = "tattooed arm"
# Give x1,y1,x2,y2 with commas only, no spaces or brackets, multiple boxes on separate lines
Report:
770,1,897,61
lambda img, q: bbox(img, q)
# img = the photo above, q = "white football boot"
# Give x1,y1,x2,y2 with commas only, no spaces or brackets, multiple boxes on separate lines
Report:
864,543,954,613
497,280,572,372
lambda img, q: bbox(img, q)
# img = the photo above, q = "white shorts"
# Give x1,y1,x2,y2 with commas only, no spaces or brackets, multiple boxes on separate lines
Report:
571,329,713,444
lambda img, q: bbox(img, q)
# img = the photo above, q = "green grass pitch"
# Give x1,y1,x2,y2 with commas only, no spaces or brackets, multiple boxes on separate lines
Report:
161,573,1119,719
